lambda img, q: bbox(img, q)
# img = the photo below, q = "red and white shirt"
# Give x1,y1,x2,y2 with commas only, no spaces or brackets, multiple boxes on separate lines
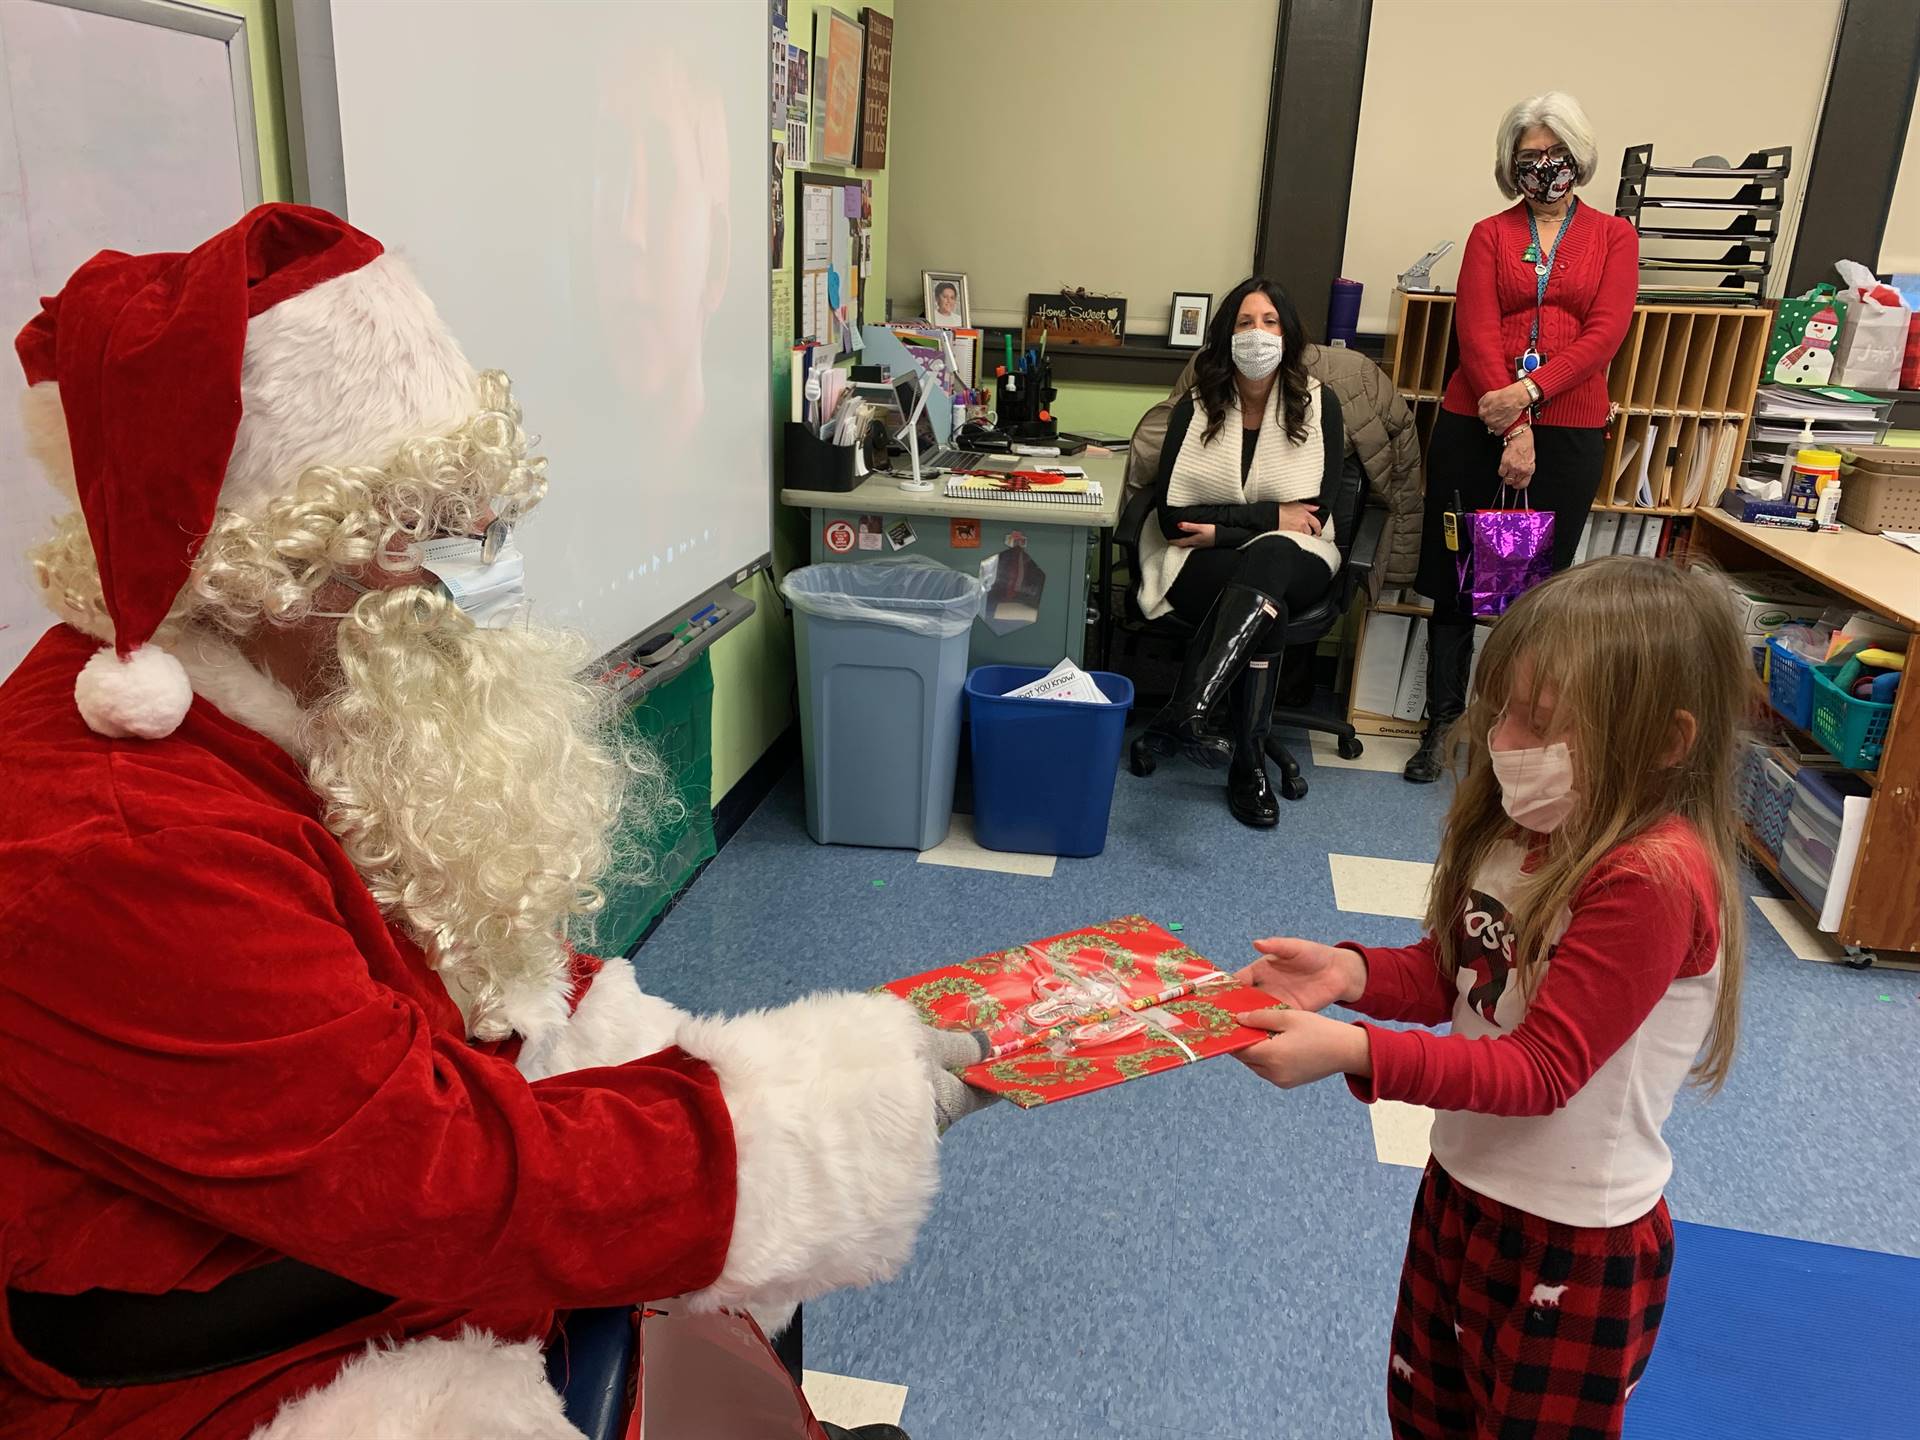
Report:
1345,821,1722,1228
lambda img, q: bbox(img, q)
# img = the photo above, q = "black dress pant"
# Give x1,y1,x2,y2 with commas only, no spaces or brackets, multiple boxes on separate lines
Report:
1166,533,1331,645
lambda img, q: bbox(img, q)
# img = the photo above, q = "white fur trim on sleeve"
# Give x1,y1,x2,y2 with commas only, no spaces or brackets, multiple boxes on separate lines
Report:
515,957,687,1080
248,1329,582,1440
677,992,940,1317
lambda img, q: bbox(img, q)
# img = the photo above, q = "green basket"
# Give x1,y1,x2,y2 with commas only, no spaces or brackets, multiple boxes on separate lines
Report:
1809,659,1893,771
579,652,718,956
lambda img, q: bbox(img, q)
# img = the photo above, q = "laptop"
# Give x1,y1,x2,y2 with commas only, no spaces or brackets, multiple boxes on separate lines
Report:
894,374,1019,473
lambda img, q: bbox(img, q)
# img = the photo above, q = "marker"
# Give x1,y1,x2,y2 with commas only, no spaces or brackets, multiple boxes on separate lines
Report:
1004,334,1014,375
691,604,719,625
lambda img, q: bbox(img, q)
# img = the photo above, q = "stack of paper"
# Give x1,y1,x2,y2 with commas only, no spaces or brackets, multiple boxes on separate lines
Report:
1007,658,1108,704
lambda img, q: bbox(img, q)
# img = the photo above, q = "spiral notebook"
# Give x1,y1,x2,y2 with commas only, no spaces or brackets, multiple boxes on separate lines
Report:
944,473,1104,505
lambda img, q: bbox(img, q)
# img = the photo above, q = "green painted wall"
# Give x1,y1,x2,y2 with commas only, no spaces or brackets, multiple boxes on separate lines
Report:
204,0,291,202
1053,378,1168,441
712,0,896,799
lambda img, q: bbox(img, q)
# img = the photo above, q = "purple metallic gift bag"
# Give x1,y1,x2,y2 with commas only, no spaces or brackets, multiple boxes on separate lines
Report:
1456,490,1554,617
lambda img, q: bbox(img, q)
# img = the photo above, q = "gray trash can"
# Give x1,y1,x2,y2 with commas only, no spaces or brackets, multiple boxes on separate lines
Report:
782,560,983,850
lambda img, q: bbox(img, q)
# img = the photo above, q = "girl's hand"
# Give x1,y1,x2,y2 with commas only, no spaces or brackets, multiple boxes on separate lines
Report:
1235,937,1366,1011
1478,382,1532,434
1498,426,1536,488
1234,1009,1372,1089
1278,503,1323,537
1171,522,1217,550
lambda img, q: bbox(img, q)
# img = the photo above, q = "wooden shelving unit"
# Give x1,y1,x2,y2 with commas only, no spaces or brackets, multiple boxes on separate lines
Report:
1350,293,1772,739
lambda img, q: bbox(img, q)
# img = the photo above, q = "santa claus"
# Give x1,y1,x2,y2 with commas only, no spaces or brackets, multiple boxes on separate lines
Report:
0,205,991,1438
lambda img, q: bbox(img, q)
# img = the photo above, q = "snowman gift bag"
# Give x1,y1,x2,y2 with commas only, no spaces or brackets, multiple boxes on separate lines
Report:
1768,284,1849,387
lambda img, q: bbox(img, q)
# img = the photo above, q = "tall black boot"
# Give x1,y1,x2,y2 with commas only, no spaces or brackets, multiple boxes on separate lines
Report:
1228,652,1285,828
1403,619,1475,785
1131,586,1281,775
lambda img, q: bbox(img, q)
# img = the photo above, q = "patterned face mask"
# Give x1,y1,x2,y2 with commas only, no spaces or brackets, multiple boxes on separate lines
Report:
1515,153,1576,203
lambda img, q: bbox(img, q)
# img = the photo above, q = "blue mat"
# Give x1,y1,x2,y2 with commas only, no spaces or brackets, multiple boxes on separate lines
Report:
1627,1221,1920,1439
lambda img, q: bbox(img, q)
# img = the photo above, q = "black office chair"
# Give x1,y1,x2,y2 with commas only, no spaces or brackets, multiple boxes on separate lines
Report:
1112,456,1383,801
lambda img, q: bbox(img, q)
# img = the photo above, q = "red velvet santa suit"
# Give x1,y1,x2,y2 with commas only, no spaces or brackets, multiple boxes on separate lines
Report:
0,208,942,1438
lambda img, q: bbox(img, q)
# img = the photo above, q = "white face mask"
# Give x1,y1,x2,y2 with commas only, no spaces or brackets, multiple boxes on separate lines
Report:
1230,328,1285,381
420,530,531,630
1488,731,1578,833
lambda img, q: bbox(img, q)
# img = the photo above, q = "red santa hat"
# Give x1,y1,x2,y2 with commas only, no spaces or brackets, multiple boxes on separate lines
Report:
15,203,480,740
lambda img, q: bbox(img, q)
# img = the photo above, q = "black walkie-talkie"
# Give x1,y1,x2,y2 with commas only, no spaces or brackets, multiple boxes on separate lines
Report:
1443,489,1465,553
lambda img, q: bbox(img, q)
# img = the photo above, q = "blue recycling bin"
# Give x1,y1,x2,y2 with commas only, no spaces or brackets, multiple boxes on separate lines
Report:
965,665,1135,858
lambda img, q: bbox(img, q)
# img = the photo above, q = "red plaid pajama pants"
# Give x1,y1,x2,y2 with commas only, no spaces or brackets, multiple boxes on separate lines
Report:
1387,1160,1673,1440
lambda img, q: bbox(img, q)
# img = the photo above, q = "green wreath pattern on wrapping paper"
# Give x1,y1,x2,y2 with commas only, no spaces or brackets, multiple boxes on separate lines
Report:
1113,1043,1192,1082
1094,915,1155,936
999,1088,1051,1109
1159,999,1239,1036
1026,933,1143,979
955,949,1032,978
986,1055,1096,1088
905,976,1004,1028
1152,945,1216,987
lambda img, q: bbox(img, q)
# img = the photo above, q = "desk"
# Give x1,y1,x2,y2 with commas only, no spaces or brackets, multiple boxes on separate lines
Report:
1693,508,1920,958
781,452,1126,670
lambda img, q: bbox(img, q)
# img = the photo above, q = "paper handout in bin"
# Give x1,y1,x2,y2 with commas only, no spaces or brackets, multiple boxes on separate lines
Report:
1006,657,1107,703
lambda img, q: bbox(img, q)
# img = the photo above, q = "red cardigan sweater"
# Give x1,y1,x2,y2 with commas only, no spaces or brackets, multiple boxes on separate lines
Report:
1442,200,1639,431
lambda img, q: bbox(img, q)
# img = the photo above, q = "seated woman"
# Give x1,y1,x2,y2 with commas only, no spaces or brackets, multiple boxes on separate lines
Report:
1131,278,1344,829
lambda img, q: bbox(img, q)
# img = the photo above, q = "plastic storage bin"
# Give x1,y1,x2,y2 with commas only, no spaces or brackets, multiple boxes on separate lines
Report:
1765,634,1817,730
965,664,1135,858
1736,743,1795,857
784,561,983,850
1809,660,1894,771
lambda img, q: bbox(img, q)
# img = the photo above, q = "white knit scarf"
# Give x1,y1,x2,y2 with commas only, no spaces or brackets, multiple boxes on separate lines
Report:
1138,379,1339,620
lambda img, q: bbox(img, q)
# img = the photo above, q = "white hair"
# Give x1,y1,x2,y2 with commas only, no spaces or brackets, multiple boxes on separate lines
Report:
1493,91,1599,199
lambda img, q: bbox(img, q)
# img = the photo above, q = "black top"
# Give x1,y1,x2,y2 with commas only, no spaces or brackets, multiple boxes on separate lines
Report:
1153,388,1346,550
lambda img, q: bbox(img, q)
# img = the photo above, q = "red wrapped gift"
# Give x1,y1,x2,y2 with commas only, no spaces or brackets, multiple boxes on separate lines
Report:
882,916,1280,1107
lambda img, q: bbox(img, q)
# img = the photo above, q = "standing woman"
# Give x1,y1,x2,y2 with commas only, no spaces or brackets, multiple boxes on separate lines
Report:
1404,92,1638,784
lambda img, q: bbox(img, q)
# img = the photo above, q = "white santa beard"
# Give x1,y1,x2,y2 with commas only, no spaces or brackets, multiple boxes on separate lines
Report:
301,592,664,1041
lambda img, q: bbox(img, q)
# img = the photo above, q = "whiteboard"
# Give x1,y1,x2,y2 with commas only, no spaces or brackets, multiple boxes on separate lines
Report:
0,0,261,679
331,0,773,660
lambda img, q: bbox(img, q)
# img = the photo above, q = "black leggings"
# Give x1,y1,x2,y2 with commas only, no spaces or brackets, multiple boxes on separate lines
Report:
1167,534,1331,646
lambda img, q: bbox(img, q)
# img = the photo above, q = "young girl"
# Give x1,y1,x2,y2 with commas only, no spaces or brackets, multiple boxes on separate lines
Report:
1237,556,1749,1439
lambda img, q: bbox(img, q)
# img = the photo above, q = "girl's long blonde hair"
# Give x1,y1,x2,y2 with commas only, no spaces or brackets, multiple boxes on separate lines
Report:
1426,556,1752,1090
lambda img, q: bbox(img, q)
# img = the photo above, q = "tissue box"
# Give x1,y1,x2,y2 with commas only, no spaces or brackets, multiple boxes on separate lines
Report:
1722,572,1832,644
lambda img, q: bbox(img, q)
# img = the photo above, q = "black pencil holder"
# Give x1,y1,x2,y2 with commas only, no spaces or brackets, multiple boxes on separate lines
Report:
785,421,859,492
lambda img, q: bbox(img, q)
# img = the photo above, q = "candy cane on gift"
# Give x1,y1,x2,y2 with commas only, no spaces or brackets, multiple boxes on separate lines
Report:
984,965,1248,1062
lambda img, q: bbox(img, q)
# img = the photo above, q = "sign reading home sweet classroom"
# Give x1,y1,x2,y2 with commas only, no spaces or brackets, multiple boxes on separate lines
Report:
1024,291,1127,348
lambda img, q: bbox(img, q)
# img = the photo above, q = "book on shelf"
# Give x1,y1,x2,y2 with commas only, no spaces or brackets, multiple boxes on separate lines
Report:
1393,618,1430,721
1636,515,1665,557
882,917,1280,1107
1354,611,1414,717
1572,515,1596,566
1590,513,1622,557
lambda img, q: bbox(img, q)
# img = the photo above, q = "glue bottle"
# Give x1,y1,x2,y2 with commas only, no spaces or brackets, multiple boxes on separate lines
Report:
1816,474,1843,528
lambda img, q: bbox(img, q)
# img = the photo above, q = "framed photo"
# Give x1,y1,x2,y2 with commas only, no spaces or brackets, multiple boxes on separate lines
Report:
1168,292,1212,349
923,271,970,328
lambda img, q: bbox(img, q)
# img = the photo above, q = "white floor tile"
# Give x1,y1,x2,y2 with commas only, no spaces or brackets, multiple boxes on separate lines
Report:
1307,730,1420,774
1329,854,1434,919
1370,1099,1434,1168
803,1370,909,1428
917,814,1056,877
1752,896,1846,963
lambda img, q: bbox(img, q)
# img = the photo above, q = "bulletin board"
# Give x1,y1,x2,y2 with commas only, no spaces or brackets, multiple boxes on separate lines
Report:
793,170,872,355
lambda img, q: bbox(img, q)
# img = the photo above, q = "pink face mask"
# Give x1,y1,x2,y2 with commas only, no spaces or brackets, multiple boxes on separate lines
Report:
1488,731,1577,833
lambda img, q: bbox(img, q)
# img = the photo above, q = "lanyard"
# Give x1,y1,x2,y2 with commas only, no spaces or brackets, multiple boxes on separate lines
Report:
1526,197,1578,352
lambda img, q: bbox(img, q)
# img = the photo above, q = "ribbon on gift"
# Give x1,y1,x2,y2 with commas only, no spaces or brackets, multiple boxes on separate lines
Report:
984,947,1236,1064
